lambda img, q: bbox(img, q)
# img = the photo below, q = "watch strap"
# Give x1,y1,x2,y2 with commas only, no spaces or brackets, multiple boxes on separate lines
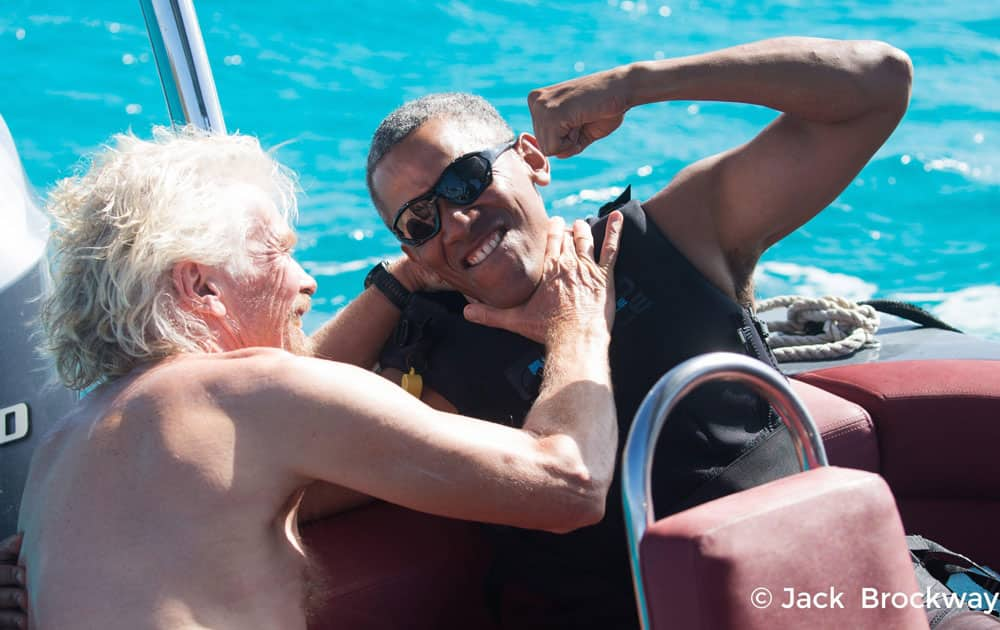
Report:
365,261,411,310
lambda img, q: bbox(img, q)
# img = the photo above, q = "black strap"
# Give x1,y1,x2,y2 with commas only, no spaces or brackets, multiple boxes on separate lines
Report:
863,299,962,333
909,535,1000,597
379,294,445,374
907,534,1000,623
668,422,799,514
597,185,632,216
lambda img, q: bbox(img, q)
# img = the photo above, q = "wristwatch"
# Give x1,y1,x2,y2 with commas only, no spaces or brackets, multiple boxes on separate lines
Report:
364,260,411,310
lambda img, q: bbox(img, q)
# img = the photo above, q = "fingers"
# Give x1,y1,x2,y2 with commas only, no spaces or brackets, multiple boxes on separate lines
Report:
599,211,623,275
0,579,27,629
572,220,594,260
463,303,509,332
0,587,25,610
0,536,21,562
0,534,27,626
464,303,543,343
544,216,566,263
0,610,28,630
552,128,584,159
0,565,23,589
529,86,585,158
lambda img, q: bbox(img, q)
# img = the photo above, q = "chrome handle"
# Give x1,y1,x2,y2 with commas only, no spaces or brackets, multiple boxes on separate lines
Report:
622,352,828,630
139,0,226,132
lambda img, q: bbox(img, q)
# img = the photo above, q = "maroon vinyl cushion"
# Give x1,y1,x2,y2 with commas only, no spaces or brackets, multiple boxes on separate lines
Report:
791,378,879,473
301,501,497,630
639,467,928,630
795,360,1000,567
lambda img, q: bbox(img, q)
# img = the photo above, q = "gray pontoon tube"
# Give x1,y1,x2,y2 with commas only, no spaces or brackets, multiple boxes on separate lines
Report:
0,117,77,536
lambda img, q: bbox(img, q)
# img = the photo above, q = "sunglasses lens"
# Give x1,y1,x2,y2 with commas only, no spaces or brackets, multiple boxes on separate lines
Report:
437,155,490,205
396,198,438,243
392,142,510,245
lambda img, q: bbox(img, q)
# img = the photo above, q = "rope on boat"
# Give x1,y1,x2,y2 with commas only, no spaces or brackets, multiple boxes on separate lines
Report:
756,295,880,361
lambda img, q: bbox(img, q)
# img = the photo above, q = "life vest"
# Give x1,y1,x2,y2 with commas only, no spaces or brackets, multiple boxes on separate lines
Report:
379,187,799,627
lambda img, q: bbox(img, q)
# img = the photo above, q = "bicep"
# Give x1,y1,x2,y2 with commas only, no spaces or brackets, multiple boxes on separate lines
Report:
715,108,903,258
645,107,904,294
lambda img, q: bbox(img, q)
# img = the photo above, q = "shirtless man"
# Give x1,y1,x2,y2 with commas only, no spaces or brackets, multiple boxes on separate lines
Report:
13,127,623,629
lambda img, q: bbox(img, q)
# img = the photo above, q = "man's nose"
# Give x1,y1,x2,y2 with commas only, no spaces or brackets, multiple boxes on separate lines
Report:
296,261,317,296
302,274,317,296
439,203,479,246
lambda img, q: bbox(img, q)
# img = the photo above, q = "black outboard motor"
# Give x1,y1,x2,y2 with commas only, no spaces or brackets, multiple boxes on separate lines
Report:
0,115,76,536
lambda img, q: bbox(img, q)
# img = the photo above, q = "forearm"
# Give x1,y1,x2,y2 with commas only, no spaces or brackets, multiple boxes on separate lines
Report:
626,37,912,121
521,326,617,516
309,260,416,367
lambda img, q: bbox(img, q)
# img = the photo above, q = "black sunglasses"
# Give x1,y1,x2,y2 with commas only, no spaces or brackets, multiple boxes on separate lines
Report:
390,138,517,246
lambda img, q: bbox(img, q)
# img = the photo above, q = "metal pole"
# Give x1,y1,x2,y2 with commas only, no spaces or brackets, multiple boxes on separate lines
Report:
139,0,226,132
621,352,829,630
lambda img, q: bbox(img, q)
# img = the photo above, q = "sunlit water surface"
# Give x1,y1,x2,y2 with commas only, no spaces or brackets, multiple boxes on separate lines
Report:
2,0,997,337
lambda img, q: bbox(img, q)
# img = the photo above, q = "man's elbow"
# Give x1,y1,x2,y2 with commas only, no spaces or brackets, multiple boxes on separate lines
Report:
540,482,610,534
530,434,613,533
854,41,914,115
538,464,612,534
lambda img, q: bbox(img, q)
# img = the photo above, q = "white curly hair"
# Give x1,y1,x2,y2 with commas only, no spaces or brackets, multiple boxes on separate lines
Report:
40,125,299,391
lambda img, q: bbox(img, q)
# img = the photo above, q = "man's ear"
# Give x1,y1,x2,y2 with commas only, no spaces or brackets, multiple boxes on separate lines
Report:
517,133,551,187
172,261,227,319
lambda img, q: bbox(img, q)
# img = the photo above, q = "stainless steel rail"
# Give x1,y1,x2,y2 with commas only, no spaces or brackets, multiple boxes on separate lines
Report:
621,352,829,630
139,0,225,132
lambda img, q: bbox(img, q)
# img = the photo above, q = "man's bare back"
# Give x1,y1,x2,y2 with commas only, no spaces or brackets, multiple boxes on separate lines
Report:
19,353,319,629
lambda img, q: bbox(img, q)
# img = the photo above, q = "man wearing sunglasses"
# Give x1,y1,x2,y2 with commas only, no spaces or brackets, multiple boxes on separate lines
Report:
364,37,913,628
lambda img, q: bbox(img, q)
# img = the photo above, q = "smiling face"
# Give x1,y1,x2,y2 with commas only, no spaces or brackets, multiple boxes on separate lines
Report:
209,188,317,356
371,117,552,308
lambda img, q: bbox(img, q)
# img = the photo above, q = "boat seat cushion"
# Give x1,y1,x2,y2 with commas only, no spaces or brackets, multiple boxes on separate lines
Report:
639,466,928,630
794,360,1000,568
301,501,497,630
790,378,879,473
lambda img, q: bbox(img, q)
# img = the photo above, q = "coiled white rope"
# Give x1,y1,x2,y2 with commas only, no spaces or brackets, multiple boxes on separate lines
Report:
756,295,880,362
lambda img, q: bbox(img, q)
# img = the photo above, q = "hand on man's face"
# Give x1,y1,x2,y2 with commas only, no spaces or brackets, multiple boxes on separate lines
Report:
390,257,452,293
462,211,623,344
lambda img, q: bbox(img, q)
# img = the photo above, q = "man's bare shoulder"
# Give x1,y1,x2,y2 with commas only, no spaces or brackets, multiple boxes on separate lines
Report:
132,348,382,425
135,347,308,395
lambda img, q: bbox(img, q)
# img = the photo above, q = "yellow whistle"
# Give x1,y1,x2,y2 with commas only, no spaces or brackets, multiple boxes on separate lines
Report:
401,367,423,399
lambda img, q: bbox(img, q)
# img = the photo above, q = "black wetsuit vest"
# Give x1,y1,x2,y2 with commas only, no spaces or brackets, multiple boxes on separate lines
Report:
379,188,799,629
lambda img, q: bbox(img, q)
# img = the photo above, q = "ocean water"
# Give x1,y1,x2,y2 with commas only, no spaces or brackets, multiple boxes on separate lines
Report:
1,0,997,337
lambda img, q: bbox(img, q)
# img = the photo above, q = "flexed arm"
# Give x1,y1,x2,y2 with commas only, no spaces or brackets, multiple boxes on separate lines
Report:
529,37,912,297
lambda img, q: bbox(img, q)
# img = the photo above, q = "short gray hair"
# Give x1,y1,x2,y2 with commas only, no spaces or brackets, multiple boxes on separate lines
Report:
366,92,513,212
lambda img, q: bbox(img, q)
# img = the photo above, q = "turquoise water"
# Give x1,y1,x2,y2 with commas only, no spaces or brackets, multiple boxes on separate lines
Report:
2,1,997,336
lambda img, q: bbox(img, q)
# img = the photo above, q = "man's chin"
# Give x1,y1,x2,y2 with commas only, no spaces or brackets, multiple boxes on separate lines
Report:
468,276,540,310
462,260,541,309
